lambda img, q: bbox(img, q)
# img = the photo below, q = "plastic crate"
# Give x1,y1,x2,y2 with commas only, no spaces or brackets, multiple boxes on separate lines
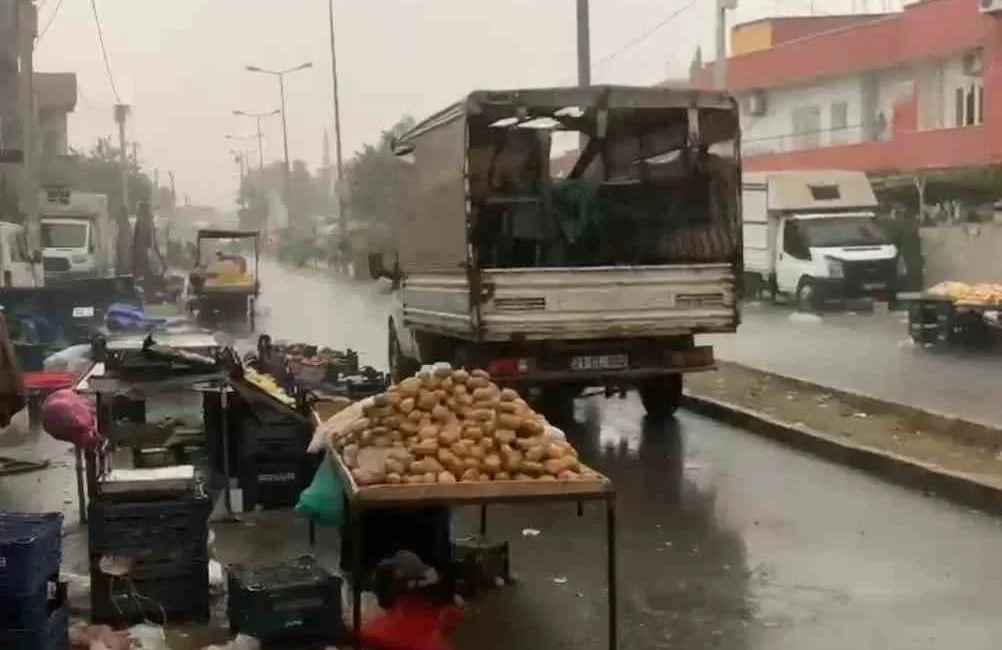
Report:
0,606,69,650
0,512,63,596
240,418,311,459
227,555,342,644
239,455,318,512
87,496,211,556
0,579,64,630
90,563,210,626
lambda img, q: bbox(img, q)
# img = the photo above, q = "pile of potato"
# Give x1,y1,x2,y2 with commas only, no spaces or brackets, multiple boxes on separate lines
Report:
329,365,594,486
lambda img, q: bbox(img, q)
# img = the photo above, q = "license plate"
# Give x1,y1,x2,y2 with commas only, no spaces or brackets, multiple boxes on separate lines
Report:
72,306,95,318
570,354,628,371
862,282,886,291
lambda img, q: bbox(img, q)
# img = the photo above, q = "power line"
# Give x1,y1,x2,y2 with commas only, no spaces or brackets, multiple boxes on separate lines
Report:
89,0,121,102
591,0,703,72
37,0,67,41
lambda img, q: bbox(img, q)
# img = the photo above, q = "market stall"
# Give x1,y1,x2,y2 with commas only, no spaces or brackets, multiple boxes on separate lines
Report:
906,282,1002,350
314,364,618,650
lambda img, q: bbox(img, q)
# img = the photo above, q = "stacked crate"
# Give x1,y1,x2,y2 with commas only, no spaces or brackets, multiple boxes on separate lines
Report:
0,512,68,650
87,495,212,625
227,555,343,646
238,410,317,511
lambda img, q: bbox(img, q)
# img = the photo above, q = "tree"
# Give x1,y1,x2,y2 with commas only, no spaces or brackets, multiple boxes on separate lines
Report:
342,115,416,228
71,137,164,212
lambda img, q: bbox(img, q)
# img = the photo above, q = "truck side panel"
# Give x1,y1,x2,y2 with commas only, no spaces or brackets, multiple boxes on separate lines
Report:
396,112,468,274
477,264,737,341
400,272,474,336
741,182,772,276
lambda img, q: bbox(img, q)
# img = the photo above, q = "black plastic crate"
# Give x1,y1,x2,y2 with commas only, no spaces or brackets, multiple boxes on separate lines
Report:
0,606,69,650
450,537,512,598
90,563,210,626
239,455,319,511
0,579,64,630
0,512,63,596
227,555,342,644
240,419,311,459
88,539,208,581
87,496,211,556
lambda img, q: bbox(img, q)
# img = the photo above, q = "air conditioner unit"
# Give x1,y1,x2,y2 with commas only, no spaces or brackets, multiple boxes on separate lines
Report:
962,50,984,75
979,0,1002,14
746,91,767,116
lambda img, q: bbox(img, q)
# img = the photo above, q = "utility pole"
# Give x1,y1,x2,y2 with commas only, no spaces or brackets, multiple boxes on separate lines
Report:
328,0,347,247
114,103,130,213
17,0,39,253
575,0,591,150
168,171,176,207
715,0,738,91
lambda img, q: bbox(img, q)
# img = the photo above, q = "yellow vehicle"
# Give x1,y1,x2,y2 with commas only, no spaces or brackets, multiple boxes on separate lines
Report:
187,228,260,329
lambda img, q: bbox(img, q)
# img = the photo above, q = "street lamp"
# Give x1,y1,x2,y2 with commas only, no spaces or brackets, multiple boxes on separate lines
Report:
233,108,280,174
242,61,312,218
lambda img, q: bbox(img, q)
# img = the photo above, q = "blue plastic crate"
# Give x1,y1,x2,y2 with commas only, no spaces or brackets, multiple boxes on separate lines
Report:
0,579,63,629
0,512,63,596
0,606,69,650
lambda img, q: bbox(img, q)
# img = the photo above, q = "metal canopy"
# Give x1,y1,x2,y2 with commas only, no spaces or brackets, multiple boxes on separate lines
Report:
196,229,260,240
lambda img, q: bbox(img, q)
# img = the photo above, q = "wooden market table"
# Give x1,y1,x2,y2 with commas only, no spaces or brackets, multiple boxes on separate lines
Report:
330,453,619,650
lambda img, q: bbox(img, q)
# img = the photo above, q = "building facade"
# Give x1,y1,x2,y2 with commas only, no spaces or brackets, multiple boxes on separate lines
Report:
691,0,1002,175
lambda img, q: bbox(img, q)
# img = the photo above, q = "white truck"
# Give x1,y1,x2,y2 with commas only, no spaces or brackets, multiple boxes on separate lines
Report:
0,221,41,287
741,170,898,311
386,85,742,417
38,189,113,283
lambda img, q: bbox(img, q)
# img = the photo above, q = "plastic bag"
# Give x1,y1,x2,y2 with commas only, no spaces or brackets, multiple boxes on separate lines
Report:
295,456,345,527
41,388,98,448
358,595,461,650
127,624,169,650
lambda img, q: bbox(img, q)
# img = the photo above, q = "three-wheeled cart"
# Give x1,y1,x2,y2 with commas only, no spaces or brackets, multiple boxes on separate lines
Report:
188,229,260,330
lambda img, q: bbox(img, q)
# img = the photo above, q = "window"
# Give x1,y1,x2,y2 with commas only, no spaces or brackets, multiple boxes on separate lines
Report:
5,230,26,263
954,82,984,127
809,184,841,201
782,221,809,260
791,106,822,149
830,101,849,144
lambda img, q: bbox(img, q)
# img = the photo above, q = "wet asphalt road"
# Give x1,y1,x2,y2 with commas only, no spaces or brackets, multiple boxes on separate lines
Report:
3,261,1002,650
711,304,1002,427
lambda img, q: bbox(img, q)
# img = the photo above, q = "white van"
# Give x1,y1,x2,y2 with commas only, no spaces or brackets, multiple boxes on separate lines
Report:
742,170,898,311
0,221,40,287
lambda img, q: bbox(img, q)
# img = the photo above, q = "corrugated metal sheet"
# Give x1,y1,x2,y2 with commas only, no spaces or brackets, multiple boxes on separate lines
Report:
397,114,468,274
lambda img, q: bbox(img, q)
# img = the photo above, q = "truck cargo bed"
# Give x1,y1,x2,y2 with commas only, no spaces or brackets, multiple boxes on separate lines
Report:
401,264,737,342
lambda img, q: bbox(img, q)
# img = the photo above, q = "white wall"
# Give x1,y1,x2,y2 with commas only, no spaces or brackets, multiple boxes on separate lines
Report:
739,68,913,157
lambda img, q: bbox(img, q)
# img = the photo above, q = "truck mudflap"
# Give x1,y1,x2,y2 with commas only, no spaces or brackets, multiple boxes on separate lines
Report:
478,345,715,383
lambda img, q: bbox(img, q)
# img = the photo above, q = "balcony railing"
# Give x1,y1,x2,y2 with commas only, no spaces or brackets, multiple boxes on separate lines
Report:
743,124,872,157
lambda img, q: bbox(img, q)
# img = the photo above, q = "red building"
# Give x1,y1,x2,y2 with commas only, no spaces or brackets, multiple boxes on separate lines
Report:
690,0,1002,175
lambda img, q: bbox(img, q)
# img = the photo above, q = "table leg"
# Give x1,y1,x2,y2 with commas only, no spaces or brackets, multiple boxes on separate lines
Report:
351,507,363,650
606,499,618,650
218,386,240,522
27,392,42,437
74,447,86,524
308,521,316,549
577,501,584,517
478,504,488,537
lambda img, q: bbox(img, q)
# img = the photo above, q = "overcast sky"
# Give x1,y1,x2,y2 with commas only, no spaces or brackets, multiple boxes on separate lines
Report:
34,0,881,208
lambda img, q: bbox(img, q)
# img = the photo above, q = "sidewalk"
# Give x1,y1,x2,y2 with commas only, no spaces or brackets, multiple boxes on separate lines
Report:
707,305,1002,428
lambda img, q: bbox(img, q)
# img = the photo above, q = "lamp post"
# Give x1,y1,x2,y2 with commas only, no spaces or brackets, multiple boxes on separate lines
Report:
232,109,280,175
245,62,313,225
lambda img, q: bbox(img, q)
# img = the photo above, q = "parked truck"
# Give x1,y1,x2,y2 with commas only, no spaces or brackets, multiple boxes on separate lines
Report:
38,188,113,283
386,85,742,417
741,170,899,311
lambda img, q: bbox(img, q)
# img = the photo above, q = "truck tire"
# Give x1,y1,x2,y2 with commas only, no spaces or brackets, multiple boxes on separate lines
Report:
388,326,420,383
796,277,821,313
638,375,683,419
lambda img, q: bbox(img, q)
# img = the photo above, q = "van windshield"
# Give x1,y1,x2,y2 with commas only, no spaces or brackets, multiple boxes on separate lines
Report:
797,216,890,248
41,222,88,248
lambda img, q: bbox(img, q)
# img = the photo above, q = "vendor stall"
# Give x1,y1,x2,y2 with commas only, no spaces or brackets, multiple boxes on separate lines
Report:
906,282,1002,350
313,364,618,650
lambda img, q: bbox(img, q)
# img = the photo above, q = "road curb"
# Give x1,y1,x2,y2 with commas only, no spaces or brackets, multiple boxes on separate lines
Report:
680,391,1002,515
714,360,1002,451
